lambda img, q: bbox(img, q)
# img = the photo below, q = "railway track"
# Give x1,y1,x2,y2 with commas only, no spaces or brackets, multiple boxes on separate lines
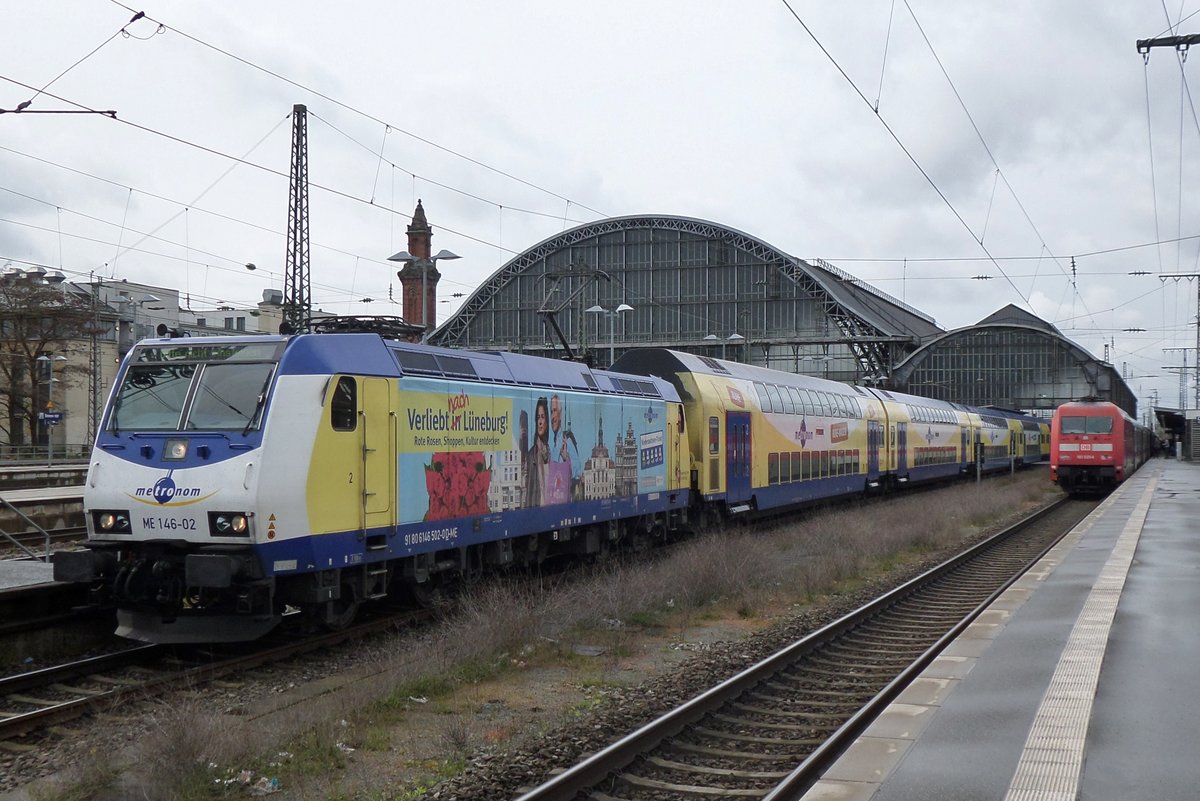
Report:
514,496,1098,801
0,607,430,745
0,526,86,560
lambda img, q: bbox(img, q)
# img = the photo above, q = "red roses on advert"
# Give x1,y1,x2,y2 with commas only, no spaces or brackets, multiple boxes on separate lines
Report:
425,451,491,521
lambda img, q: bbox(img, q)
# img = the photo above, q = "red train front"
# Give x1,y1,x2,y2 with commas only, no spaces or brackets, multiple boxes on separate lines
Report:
1050,398,1152,495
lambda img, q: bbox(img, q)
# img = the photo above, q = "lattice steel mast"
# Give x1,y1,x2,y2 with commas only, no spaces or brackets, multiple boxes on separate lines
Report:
282,104,311,333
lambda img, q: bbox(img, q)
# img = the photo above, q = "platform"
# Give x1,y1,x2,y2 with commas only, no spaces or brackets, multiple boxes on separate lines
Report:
0,559,55,591
0,485,84,503
801,456,1197,801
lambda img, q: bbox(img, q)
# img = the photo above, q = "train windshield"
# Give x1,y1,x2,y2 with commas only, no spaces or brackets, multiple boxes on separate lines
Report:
108,343,280,433
1060,415,1113,435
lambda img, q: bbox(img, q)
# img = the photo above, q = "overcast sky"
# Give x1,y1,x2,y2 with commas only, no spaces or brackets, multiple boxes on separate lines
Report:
3,2,1199,412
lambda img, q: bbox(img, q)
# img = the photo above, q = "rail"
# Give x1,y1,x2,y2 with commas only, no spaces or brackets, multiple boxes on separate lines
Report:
0,444,90,464
514,496,1084,801
0,497,53,561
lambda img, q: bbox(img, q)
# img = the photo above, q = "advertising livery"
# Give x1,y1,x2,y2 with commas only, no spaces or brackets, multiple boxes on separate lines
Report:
56,331,688,642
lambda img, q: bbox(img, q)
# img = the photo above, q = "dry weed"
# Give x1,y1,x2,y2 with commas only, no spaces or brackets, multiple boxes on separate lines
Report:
108,471,1054,800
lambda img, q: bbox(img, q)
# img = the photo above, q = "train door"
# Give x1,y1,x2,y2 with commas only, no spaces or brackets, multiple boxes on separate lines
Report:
897,422,908,476
668,403,686,490
960,428,968,472
867,420,882,483
361,377,393,532
725,411,751,501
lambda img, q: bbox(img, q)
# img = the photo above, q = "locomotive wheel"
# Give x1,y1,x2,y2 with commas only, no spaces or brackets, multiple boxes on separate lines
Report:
404,579,436,607
320,587,360,630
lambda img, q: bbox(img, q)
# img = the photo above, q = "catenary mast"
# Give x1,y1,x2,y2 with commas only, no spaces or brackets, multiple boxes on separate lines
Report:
282,104,311,333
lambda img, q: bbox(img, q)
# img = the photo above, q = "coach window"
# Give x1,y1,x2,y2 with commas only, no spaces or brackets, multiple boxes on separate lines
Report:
331,376,357,431
802,389,817,415
766,384,784,414
709,416,720,454
754,383,772,411
788,387,804,414
778,386,795,414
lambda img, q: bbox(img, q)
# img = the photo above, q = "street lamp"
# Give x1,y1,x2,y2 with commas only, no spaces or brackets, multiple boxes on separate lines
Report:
387,248,461,343
585,303,634,366
37,354,66,466
728,332,746,362
119,294,162,345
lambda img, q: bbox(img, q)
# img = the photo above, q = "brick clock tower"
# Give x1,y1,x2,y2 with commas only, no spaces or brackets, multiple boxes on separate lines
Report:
396,199,438,334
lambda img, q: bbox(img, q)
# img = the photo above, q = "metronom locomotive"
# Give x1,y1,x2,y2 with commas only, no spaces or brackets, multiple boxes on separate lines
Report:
55,329,689,642
56,326,1046,643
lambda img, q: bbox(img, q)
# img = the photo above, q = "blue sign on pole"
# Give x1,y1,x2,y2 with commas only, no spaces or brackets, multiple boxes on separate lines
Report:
41,411,63,425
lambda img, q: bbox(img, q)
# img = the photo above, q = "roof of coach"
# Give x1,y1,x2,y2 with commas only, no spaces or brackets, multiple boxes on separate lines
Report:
386,341,680,402
614,348,861,394
980,405,1043,425
859,384,962,411
148,332,679,401
615,348,988,414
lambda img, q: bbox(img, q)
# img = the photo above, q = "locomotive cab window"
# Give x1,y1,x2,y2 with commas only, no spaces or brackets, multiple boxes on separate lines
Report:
331,377,357,431
1061,415,1112,435
186,362,275,431
108,364,194,430
107,351,277,433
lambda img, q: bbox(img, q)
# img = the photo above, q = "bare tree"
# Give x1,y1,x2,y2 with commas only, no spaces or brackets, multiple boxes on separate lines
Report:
0,274,97,448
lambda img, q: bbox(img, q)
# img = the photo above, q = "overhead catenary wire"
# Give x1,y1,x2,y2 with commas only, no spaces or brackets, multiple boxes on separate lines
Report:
0,4,1180,407
0,143,447,275
0,73,524,257
774,0,1035,313
899,0,1091,326
3,23,124,113
0,163,477,300
309,112,589,226
103,0,608,221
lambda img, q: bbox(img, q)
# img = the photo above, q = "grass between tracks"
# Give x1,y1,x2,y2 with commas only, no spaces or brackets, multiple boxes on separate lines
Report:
32,471,1058,801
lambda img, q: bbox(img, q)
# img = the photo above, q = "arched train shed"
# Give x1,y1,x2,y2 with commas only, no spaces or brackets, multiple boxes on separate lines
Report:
889,305,1137,417
430,214,941,382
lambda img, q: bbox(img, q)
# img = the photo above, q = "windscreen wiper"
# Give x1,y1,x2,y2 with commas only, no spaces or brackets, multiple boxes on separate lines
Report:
241,371,275,437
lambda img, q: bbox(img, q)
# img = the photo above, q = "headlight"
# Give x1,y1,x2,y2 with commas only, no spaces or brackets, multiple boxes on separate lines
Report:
164,438,189,461
93,510,131,532
209,512,250,537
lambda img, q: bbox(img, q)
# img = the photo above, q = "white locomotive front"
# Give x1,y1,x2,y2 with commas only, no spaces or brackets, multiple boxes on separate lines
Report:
55,336,289,642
